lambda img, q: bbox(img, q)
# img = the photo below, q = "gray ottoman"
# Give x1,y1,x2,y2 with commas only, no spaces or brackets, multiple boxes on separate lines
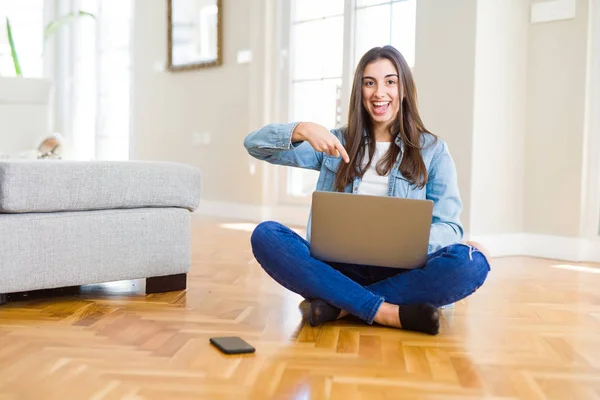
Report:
0,160,202,305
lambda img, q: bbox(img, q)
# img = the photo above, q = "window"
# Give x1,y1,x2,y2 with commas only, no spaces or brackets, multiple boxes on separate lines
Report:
69,0,132,161
355,0,416,67
280,0,416,204
283,0,345,201
0,0,44,77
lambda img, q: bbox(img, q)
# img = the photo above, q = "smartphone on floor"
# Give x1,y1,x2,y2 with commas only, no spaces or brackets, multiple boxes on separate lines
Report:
210,336,255,355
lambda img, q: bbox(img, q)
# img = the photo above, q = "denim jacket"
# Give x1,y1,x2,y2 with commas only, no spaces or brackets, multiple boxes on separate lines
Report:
243,122,464,254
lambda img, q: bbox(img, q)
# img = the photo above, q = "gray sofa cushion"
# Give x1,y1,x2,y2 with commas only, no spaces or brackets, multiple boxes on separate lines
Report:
0,160,201,213
0,208,190,293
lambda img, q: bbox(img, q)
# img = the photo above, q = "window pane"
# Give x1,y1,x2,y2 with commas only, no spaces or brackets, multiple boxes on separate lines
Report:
357,0,390,8
0,0,44,77
354,4,391,67
286,3,345,200
391,0,416,67
294,0,344,22
97,93,128,147
98,50,130,96
70,0,132,161
96,0,132,161
71,2,97,161
292,17,343,80
98,15,131,51
292,79,342,129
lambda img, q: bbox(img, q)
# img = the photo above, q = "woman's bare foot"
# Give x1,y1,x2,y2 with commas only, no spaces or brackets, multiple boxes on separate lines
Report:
374,302,440,335
373,302,401,327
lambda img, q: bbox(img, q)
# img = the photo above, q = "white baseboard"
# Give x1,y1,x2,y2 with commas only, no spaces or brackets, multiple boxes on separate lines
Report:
195,201,600,263
194,199,310,227
470,233,600,263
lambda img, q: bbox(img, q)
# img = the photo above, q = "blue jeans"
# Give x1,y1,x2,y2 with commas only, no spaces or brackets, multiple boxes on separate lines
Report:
250,221,490,324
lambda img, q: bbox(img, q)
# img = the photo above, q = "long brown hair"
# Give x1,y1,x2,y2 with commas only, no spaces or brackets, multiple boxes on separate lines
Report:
334,45,436,192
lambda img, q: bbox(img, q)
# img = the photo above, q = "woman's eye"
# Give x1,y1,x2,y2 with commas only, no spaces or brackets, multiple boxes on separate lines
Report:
387,80,396,85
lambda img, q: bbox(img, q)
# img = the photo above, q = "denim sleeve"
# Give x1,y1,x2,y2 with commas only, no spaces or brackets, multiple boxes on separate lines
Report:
243,122,324,171
426,140,464,253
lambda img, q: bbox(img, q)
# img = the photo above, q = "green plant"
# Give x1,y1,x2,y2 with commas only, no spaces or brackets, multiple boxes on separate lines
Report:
5,11,95,77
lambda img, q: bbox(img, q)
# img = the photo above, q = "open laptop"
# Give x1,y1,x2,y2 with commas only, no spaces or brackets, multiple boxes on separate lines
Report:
309,191,434,269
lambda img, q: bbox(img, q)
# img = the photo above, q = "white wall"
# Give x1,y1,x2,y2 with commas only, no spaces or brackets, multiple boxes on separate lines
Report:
415,0,598,260
470,0,528,236
417,0,592,237
131,0,268,205
524,0,590,237
413,0,478,233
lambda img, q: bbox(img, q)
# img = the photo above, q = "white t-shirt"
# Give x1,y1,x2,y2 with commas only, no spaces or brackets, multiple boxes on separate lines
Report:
357,141,392,196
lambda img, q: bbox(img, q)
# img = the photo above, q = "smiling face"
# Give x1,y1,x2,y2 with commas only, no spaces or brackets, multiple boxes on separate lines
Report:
336,45,431,192
361,58,401,133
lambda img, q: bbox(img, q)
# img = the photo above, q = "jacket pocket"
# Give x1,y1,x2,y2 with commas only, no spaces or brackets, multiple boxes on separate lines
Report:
393,175,410,197
394,174,426,199
323,155,342,173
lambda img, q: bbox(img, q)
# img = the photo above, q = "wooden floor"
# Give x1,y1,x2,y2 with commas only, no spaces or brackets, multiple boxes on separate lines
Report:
1,216,600,400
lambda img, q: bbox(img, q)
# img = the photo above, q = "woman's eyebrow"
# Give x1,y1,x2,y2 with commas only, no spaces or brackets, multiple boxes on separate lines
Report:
362,74,399,80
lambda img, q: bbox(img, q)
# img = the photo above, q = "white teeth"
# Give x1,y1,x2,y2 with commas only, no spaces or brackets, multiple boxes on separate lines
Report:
374,102,389,106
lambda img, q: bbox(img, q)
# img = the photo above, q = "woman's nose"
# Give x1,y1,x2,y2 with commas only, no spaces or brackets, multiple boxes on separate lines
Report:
375,87,386,98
